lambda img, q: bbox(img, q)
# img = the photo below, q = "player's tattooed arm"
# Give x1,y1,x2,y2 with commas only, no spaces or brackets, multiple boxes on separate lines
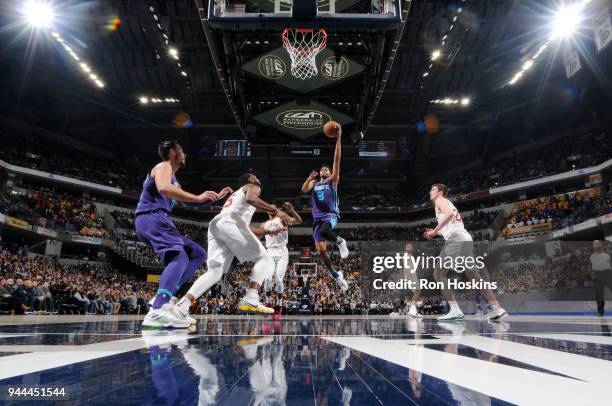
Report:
301,170,318,193
331,126,342,187
154,162,219,204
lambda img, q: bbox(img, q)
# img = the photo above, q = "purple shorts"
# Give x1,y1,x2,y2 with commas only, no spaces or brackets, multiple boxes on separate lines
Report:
134,210,205,263
312,214,338,243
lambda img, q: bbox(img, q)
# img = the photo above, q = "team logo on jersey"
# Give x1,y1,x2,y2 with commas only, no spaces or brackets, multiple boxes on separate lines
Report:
320,56,350,80
275,110,331,130
258,55,286,79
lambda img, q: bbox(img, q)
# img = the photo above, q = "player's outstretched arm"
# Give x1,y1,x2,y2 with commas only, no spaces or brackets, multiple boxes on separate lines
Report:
331,126,342,187
245,185,290,224
301,170,318,193
180,187,233,208
154,162,219,204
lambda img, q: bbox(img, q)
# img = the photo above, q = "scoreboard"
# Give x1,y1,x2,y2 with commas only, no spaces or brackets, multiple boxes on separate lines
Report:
215,139,251,157
358,140,396,157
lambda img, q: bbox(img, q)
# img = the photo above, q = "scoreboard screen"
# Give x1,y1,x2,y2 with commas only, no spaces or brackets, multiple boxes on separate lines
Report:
358,140,396,157
215,139,251,157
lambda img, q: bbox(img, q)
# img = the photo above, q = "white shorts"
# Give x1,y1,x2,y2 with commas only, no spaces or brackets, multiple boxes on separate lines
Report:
439,239,474,274
207,214,267,270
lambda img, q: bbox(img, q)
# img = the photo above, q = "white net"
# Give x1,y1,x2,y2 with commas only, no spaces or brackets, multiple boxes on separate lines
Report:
282,28,328,80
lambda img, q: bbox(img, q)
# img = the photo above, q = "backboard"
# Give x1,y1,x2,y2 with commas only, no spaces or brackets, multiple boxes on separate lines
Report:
208,0,401,30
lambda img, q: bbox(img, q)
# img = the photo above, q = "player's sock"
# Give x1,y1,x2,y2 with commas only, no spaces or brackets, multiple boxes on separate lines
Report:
329,267,339,278
153,250,189,309
450,302,462,313
336,237,345,245
245,288,259,300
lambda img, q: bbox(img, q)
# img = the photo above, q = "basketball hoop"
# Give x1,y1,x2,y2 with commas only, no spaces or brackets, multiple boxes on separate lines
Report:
281,28,328,80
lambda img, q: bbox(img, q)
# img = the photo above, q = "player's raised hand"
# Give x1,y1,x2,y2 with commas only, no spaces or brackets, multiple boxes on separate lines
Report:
197,191,220,203
308,170,318,180
218,186,233,199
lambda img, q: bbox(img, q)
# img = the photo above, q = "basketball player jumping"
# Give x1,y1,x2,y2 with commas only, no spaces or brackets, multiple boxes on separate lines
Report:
257,201,302,320
175,173,291,319
424,183,507,321
136,141,232,328
301,123,349,291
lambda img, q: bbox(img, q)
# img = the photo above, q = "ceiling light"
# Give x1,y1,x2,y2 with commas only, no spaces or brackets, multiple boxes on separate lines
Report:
461,98,470,106
139,96,149,104
24,1,54,27
169,48,179,59
432,49,441,60
551,4,584,39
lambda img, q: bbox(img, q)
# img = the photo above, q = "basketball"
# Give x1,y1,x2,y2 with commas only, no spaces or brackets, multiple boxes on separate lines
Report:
323,121,340,138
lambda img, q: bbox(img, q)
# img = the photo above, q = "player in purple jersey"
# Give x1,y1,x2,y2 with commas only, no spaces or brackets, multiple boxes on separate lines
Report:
135,140,232,328
301,124,349,291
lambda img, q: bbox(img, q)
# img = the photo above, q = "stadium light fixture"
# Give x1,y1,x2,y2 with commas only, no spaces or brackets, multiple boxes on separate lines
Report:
24,1,54,28
461,98,470,106
169,48,179,59
431,49,441,61
139,96,149,104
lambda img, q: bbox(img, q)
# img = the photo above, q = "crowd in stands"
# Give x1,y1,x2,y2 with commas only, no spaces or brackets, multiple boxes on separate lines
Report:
494,248,594,294
0,243,153,315
504,188,612,235
439,131,611,196
0,186,107,238
191,255,364,315
0,131,143,191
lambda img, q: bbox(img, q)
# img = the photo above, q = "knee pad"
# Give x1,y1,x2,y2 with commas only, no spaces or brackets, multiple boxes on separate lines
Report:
206,259,225,283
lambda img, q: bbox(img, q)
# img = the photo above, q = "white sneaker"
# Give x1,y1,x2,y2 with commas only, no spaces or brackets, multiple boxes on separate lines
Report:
237,296,274,314
337,238,349,259
487,307,508,321
335,271,349,292
437,309,465,321
168,304,196,326
142,304,191,328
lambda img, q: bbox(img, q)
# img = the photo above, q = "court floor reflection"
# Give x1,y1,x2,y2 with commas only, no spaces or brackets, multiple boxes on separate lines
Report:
0,315,610,405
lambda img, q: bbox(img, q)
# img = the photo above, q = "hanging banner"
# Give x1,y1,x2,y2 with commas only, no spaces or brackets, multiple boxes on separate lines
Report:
564,47,581,78
593,6,612,51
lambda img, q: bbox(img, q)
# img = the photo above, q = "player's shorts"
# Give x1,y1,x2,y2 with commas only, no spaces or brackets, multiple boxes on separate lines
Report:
207,213,267,266
312,213,338,243
135,210,205,263
439,239,475,274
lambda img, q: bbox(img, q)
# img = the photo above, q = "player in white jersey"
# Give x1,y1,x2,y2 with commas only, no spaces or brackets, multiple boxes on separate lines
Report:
257,202,302,320
174,173,291,320
390,243,423,318
424,183,507,321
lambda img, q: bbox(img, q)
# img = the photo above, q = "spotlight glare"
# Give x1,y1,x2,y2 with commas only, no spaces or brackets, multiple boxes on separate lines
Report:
431,49,441,60
80,63,90,73
551,4,583,39
180,71,187,77
139,96,149,104
24,1,54,27
523,60,534,70
169,48,179,59
461,98,470,106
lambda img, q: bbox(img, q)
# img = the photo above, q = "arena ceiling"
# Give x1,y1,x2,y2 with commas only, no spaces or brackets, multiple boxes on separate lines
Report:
0,0,610,172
